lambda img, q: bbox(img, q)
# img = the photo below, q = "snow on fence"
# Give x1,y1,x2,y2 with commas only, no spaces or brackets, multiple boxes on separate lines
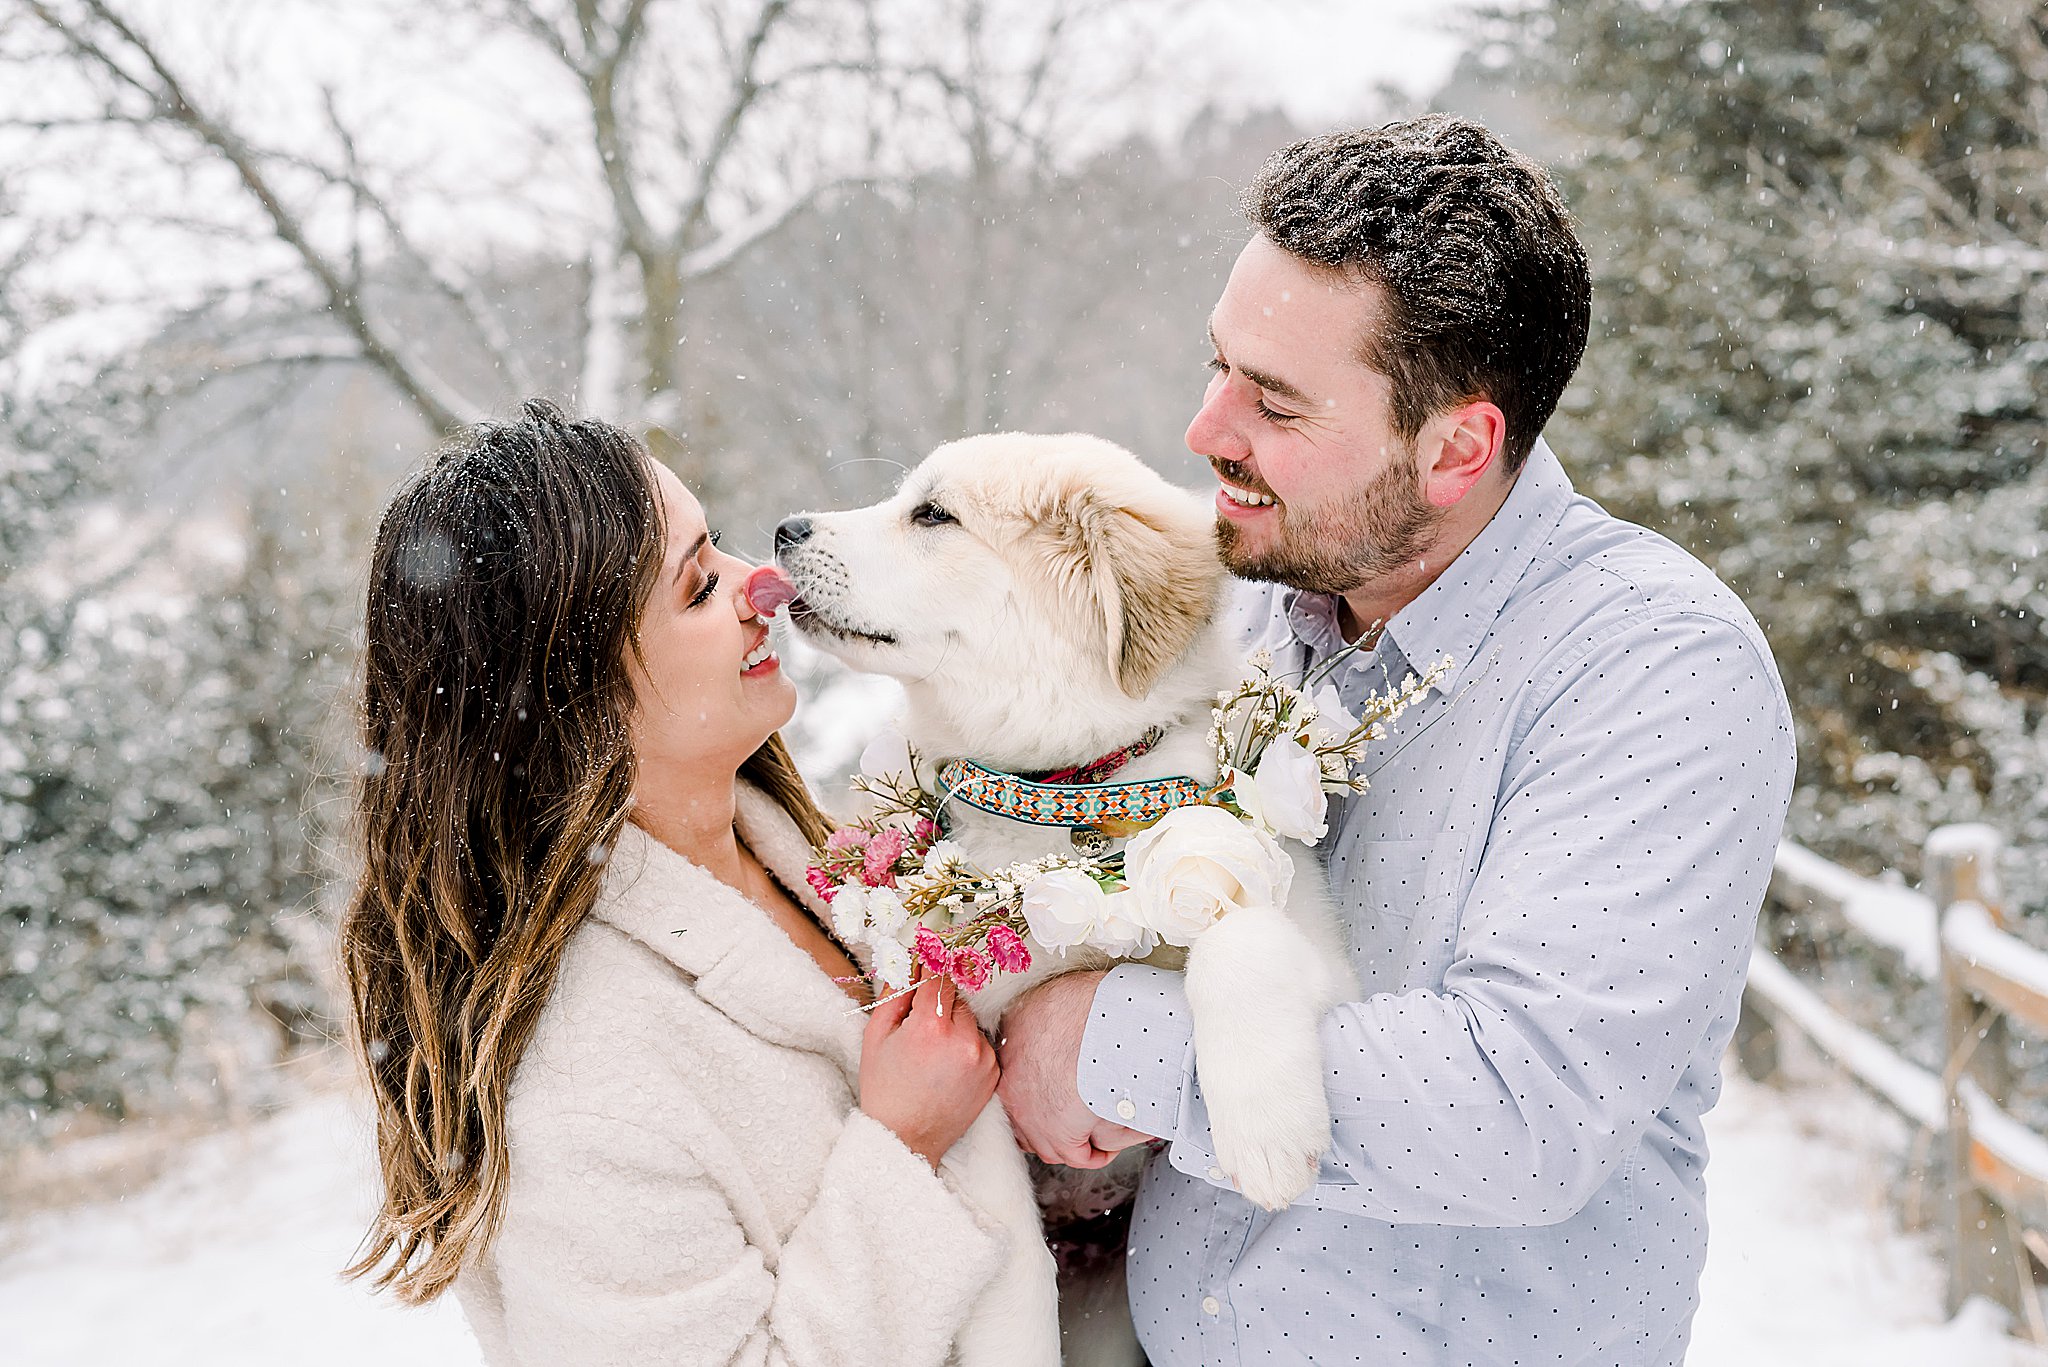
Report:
1742,825,2048,1335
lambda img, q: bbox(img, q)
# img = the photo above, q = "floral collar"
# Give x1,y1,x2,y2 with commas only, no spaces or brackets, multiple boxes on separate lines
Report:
938,727,1204,834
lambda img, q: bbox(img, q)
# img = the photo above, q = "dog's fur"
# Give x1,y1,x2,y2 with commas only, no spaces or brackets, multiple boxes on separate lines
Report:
779,433,1355,1366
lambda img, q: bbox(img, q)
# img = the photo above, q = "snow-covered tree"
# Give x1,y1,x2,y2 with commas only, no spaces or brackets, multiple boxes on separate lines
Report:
1504,0,2048,909
0,382,350,1147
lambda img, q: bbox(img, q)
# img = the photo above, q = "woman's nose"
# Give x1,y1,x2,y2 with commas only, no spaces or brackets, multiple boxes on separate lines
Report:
728,557,760,618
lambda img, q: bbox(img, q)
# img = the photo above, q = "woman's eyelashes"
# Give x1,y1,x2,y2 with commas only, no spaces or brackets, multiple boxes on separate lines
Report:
686,530,725,608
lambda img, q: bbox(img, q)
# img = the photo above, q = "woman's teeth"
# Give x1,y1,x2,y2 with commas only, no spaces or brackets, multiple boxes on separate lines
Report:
1221,482,1276,508
741,638,776,672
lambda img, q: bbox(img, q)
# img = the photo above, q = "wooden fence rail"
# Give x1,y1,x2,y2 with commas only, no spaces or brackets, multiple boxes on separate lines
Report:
1743,823,2048,1333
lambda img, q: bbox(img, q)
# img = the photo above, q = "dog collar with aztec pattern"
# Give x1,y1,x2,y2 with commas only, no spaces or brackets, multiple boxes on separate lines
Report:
937,752,1206,831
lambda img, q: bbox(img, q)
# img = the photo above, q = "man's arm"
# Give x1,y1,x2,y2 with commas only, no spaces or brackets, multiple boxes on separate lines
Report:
997,968,1143,1168
1015,611,1795,1225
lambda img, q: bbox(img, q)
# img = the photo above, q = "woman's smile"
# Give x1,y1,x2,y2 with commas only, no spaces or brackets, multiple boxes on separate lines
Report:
740,630,779,676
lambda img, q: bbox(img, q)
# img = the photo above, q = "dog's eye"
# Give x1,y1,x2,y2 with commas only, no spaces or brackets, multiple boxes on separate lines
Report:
910,502,956,528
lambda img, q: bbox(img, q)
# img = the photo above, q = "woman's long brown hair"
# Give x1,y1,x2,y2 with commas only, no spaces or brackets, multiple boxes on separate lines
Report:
341,400,829,1302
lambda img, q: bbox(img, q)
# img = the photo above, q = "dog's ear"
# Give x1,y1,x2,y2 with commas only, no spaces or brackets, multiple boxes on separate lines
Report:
1051,489,1221,698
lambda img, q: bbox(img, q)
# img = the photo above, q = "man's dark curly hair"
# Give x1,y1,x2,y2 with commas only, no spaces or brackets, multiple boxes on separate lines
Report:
1245,114,1590,474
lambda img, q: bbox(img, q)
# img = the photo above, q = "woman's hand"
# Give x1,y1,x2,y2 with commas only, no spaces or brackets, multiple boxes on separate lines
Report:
858,975,999,1168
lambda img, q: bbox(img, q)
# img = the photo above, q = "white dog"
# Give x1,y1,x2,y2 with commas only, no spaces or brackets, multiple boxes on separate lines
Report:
776,433,1355,1366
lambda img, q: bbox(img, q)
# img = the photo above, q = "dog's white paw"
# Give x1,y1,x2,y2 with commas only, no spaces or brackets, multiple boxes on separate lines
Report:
1207,1082,1329,1210
1180,902,1341,1211
1198,1032,1331,1211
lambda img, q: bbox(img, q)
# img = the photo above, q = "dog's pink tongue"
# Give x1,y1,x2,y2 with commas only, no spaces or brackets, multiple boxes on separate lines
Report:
744,566,797,618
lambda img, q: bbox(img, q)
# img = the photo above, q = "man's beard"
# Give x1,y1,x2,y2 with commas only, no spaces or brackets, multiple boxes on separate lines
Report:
1216,451,1443,596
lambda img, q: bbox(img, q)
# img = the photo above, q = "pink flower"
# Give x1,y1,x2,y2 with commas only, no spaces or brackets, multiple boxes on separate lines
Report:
913,926,954,978
825,828,869,852
862,827,907,887
805,866,839,903
951,948,992,992
912,818,942,846
984,924,1032,975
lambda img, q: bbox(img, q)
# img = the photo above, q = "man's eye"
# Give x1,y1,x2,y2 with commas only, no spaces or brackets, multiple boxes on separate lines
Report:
910,502,956,527
1205,356,1227,374
1255,399,1299,425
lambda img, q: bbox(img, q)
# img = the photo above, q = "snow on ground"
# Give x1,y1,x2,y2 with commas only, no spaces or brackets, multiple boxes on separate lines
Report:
0,1090,483,1367
1,1053,2043,1366
1689,1067,2045,1366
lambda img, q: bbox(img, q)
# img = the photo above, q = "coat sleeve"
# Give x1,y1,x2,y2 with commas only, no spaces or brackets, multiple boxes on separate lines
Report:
484,1099,1006,1367
1077,610,1796,1226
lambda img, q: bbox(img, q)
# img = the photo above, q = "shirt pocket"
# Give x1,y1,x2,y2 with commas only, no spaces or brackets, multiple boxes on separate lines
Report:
1332,835,1442,994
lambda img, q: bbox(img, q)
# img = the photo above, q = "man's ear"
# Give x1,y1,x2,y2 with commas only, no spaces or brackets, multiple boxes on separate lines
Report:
1044,489,1221,698
1420,401,1507,508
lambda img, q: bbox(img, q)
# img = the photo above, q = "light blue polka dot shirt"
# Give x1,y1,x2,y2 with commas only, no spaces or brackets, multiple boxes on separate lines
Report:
1077,439,1797,1366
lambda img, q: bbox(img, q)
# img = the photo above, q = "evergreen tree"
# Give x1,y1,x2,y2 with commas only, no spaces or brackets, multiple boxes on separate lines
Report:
1506,0,2048,907
0,388,346,1147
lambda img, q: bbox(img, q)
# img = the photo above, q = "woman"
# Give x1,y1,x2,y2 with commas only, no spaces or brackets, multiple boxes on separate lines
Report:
342,400,1026,1365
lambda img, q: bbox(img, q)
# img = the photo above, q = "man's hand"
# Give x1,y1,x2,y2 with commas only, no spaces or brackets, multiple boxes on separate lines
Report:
997,970,1149,1168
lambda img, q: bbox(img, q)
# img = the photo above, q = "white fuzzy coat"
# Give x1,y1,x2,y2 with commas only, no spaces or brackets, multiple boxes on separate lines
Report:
454,783,1050,1367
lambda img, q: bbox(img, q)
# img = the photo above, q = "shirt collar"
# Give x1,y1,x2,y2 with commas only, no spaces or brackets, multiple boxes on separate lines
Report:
1278,437,1577,697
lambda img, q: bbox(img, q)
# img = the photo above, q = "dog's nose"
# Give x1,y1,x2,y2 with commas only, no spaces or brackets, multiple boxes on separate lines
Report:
774,517,813,551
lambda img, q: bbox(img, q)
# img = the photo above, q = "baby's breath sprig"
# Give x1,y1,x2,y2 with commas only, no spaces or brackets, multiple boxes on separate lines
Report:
847,748,943,829
1212,642,1451,797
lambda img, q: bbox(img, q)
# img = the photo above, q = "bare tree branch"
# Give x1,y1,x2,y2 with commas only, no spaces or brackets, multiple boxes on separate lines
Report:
314,87,540,394
491,0,582,72
200,335,368,372
577,0,661,260
0,112,150,130
22,0,476,432
675,177,846,278
672,0,790,252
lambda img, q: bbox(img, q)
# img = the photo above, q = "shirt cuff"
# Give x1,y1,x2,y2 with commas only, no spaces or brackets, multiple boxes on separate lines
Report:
1077,964,1198,1143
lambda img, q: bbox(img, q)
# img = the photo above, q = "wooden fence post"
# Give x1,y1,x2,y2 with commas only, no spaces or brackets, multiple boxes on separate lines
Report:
1733,991,1781,1082
1735,889,1786,1081
1933,823,2024,1317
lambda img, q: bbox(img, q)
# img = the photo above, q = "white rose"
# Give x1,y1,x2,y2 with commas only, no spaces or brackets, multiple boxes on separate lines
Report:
859,728,915,780
1311,682,1359,736
1020,868,1112,950
863,887,910,938
1231,736,1329,843
1124,805,1294,944
829,885,871,943
1226,765,1270,833
869,936,913,989
1089,889,1159,958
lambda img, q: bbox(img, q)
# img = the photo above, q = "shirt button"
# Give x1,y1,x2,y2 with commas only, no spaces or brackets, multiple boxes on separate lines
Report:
1115,1098,1137,1121
1202,1296,1222,1316
1208,1166,1227,1182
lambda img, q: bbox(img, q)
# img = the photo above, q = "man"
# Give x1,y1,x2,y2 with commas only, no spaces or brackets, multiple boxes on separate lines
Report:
997,114,1796,1366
